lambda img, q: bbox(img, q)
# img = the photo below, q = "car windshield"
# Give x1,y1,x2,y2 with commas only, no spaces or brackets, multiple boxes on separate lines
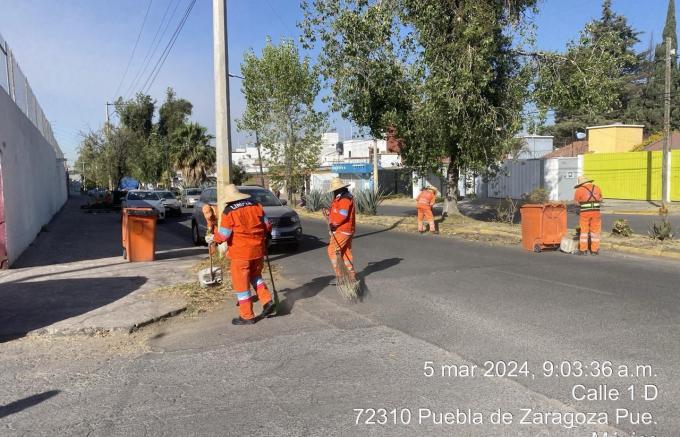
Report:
242,189,282,207
159,192,175,200
127,191,159,201
186,189,201,196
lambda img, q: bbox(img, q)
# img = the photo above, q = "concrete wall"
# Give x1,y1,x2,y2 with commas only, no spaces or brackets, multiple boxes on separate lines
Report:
0,88,67,265
587,124,644,153
544,157,579,201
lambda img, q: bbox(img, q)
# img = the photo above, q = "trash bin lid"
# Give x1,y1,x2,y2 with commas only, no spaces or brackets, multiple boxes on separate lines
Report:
126,207,158,217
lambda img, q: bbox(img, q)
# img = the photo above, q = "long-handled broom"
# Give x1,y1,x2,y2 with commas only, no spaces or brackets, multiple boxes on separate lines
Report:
323,211,360,301
264,246,279,313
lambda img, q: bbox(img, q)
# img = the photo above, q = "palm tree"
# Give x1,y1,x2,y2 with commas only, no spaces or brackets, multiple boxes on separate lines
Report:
170,123,216,186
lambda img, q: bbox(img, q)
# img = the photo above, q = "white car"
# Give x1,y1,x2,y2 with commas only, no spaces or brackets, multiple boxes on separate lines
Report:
122,190,166,220
157,191,182,217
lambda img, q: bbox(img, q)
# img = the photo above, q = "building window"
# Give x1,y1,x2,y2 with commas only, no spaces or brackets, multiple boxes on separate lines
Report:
348,151,351,158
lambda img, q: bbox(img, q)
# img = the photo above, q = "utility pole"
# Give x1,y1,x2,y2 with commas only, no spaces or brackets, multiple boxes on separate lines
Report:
213,0,233,210
372,139,379,193
662,37,673,210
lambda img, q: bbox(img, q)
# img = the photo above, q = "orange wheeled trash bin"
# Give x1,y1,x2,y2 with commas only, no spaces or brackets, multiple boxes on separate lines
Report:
519,203,567,253
122,207,158,262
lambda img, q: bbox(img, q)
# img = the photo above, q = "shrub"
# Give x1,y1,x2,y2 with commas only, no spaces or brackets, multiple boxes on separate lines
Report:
354,189,385,215
522,187,549,204
611,219,633,237
493,197,518,224
305,189,331,212
649,217,674,241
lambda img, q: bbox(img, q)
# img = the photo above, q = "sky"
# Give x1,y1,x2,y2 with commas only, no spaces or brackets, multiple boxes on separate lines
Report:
0,0,675,167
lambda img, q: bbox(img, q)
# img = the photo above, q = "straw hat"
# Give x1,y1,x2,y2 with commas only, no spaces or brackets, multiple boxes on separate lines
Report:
426,186,438,195
224,184,251,203
574,176,593,188
327,178,350,193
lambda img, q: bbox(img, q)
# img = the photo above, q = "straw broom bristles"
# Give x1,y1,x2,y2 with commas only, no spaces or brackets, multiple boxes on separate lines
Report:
334,249,359,301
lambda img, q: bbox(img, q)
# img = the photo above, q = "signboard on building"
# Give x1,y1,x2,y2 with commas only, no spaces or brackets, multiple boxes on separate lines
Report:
331,163,374,174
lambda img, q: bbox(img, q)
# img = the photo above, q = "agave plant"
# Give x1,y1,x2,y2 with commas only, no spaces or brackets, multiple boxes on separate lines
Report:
354,189,385,215
305,189,331,212
649,217,674,241
611,219,633,237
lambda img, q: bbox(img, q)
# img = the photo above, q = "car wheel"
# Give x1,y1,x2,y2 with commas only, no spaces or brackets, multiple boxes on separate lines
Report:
192,221,204,246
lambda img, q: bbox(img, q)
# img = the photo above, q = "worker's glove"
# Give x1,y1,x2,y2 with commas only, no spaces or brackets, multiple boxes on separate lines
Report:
205,234,215,245
217,243,228,256
329,223,338,232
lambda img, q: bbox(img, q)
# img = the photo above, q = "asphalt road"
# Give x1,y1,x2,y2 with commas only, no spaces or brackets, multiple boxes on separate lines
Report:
1,214,678,436
379,202,674,235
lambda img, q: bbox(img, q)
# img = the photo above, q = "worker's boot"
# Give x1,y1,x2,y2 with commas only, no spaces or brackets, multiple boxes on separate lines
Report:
578,251,588,256
590,251,599,256
232,316,257,325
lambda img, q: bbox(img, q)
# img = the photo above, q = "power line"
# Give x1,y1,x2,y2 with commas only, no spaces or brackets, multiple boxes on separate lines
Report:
125,0,182,99
141,0,197,95
112,0,154,100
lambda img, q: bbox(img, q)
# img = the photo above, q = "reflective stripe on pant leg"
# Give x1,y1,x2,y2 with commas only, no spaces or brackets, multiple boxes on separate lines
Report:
249,258,272,304
231,258,255,319
579,214,590,252
590,213,602,252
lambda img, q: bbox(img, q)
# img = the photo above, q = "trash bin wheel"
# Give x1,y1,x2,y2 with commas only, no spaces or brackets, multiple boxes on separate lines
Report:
533,243,541,253
123,248,127,260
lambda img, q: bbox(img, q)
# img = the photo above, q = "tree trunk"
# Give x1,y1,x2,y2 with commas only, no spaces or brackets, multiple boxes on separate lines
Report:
255,131,265,188
443,160,461,217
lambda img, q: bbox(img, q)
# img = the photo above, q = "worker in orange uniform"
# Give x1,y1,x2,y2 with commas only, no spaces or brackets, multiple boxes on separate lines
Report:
207,184,275,325
324,178,357,281
573,176,603,256
416,186,438,234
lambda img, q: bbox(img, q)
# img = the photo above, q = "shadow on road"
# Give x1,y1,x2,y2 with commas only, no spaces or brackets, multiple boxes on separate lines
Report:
354,218,406,240
0,390,60,419
267,234,326,262
0,276,146,343
276,274,334,316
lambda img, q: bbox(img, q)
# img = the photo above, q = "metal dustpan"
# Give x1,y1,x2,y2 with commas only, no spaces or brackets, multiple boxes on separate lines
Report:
198,267,222,287
198,249,222,288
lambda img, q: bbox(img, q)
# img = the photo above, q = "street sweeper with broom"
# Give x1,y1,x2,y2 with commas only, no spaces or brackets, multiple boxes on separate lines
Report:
416,186,438,234
207,184,276,325
323,178,360,300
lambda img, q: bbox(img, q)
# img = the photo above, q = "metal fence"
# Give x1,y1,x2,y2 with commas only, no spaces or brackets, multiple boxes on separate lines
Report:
0,31,62,159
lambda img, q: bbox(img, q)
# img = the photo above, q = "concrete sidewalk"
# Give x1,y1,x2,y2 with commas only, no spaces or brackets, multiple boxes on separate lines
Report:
0,196,206,342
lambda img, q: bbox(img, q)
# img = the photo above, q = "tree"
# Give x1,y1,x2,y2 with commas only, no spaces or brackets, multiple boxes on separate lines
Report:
238,39,326,200
627,0,680,132
231,163,247,186
114,93,160,183
301,0,534,214
158,87,193,139
158,88,193,185
537,0,642,145
170,123,216,187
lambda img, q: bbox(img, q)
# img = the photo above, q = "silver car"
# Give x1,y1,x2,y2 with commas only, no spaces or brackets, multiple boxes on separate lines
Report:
157,191,182,217
122,190,166,220
181,188,202,208
191,186,302,249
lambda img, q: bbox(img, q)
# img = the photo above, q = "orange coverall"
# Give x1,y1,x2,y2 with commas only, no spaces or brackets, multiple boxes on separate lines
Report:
416,189,436,233
574,183,603,253
214,199,273,320
327,192,356,280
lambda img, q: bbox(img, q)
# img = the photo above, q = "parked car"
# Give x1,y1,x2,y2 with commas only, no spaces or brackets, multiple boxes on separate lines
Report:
157,190,182,216
121,190,166,220
181,188,202,208
191,186,302,249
